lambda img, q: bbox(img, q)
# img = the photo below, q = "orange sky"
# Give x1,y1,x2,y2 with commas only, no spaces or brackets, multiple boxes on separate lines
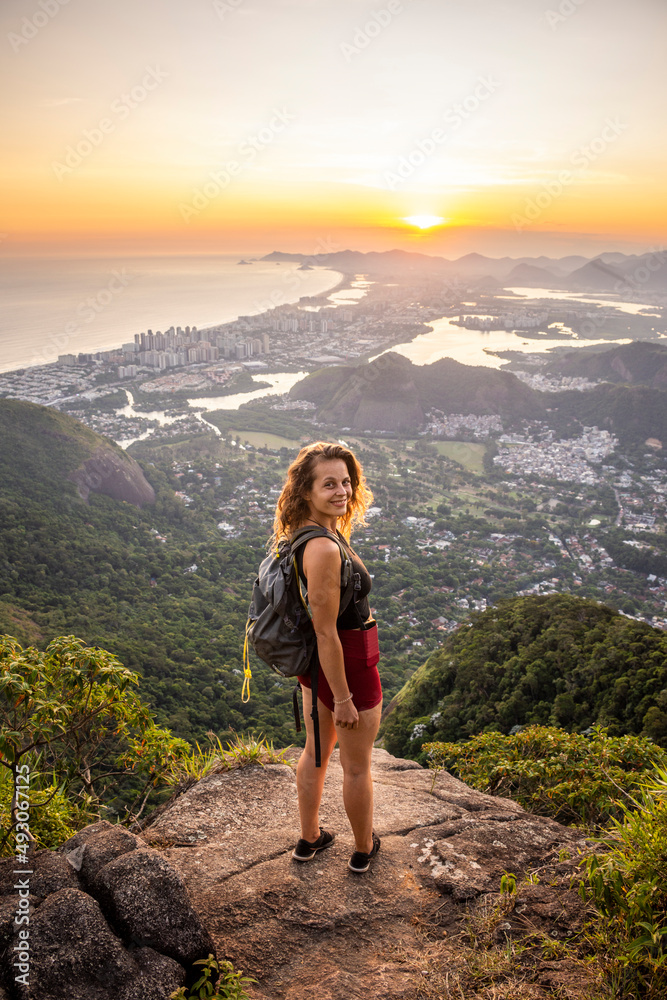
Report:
2,0,666,259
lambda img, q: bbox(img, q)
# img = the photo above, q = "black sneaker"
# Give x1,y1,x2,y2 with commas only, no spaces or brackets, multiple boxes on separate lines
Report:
348,832,381,873
291,828,335,862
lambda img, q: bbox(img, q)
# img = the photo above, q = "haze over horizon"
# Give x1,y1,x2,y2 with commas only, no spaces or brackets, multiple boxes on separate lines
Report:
3,0,666,260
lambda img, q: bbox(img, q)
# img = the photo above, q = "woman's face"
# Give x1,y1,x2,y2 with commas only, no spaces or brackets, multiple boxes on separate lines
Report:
305,458,352,522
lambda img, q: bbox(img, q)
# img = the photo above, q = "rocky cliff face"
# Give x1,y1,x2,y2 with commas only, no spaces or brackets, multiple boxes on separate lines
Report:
68,445,156,507
317,355,424,432
0,399,155,509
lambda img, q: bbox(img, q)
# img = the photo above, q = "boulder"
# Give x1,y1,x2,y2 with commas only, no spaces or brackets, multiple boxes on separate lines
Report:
0,822,214,1000
58,820,146,893
95,848,214,967
8,888,185,1000
0,851,81,903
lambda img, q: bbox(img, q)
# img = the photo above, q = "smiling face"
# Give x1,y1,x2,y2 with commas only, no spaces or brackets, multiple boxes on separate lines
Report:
305,457,353,526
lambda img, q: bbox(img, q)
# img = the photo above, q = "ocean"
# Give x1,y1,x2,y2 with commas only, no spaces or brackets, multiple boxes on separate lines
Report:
0,255,342,375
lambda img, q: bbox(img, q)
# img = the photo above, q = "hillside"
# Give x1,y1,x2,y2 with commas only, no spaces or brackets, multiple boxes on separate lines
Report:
262,247,667,290
381,594,667,760
565,252,667,292
0,401,294,749
263,248,591,281
547,340,667,389
289,349,667,442
550,382,667,444
289,352,542,432
0,398,155,507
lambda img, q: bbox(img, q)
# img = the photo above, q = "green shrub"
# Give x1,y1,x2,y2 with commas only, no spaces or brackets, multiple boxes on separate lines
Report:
164,731,292,788
0,764,86,852
170,955,256,1000
424,725,667,827
581,766,667,999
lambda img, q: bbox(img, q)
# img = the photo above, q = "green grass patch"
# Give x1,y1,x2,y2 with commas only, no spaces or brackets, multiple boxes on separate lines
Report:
433,441,487,474
229,429,302,451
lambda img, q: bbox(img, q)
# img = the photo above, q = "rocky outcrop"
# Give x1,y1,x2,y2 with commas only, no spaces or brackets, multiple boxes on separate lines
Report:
0,820,213,1000
13,890,184,1000
142,748,589,1000
68,445,155,507
0,751,593,1000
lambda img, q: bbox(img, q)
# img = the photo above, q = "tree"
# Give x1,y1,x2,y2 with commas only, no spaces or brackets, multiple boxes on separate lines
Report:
0,634,190,854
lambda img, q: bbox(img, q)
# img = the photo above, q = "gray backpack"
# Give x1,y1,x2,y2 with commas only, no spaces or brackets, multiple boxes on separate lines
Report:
242,525,360,765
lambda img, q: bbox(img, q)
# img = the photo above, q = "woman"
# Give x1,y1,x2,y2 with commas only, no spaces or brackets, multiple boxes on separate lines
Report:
271,441,382,873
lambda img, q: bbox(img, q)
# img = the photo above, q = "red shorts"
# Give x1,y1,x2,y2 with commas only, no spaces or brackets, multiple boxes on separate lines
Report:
298,623,382,713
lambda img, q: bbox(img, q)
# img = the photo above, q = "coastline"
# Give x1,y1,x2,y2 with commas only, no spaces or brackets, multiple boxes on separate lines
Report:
0,260,345,376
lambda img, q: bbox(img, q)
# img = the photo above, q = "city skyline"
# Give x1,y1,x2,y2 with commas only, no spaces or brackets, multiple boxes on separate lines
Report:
2,0,666,259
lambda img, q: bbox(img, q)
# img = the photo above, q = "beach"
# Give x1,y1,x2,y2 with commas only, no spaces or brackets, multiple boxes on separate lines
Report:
0,255,343,374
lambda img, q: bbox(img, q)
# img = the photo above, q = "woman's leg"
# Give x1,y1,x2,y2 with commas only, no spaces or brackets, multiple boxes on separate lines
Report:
336,703,382,854
296,684,338,841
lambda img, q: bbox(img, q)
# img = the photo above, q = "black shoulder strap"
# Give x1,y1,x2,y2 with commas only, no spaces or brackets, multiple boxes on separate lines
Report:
289,526,357,618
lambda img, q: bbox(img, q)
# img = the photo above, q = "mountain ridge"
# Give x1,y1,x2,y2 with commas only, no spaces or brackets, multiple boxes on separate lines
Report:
261,248,667,288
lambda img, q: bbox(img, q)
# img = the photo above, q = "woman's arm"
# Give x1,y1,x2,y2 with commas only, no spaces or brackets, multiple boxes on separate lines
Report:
302,536,359,730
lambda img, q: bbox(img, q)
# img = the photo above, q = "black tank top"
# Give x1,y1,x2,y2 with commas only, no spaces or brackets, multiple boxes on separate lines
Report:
294,531,372,629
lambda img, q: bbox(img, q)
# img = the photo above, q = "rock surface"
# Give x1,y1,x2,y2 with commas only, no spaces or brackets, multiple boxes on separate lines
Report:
69,445,156,507
0,822,213,1000
11,889,185,1000
59,821,145,893
95,849,214,966
143,748,589,999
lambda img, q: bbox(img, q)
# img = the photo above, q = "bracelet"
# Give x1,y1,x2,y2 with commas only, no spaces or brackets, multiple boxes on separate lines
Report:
334,693,353,705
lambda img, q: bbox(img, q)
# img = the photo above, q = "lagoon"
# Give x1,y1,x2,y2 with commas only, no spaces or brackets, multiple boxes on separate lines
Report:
377,286,659,369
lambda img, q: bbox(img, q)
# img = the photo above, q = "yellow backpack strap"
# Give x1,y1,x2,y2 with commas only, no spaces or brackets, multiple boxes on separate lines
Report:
242,619,252,703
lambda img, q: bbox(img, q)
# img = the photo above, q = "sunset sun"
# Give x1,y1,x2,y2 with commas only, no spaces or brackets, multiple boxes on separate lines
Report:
402,215,446,230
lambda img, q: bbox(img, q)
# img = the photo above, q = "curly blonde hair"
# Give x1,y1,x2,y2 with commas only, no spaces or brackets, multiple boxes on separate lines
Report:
271,441,373,543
